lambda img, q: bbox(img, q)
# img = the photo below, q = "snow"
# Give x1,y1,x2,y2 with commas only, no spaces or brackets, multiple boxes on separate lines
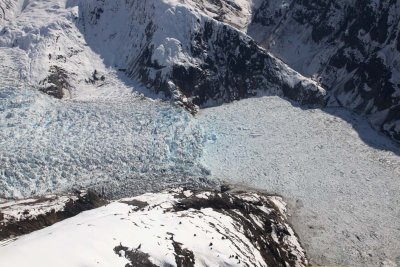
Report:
198,95,400,267
0,189,308,267
75,0,326,106
0,0,25,27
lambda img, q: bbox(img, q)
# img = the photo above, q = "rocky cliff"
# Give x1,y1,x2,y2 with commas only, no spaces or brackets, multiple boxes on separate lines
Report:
249,0,400,142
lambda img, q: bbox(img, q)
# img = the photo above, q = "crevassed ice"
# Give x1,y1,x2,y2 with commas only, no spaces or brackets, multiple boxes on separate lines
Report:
0,87,212,198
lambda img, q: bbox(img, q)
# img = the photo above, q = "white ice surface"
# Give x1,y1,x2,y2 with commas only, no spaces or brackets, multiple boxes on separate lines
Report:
198,96,400,267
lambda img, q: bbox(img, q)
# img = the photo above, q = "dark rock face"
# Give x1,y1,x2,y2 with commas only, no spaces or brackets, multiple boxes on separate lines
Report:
132,20,326,108
78,0,327,114
39,66,70,99
173,190,308,267
130,19,326,110
249,0,400,143
171,240,195,267
114,245,158,267
0,190,107,240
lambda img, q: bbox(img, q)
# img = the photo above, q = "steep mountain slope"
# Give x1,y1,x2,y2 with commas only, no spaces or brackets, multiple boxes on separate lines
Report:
0,0,327,111
248,0,400,142
0,189,309,267
1,0,397,142
73,0,327,111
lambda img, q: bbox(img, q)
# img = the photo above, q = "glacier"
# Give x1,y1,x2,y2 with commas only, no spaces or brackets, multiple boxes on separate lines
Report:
1,0,400,267
0,85,216,198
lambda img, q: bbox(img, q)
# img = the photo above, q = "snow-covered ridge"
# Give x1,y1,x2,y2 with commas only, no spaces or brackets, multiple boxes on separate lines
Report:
171,0,254,31
0,194,78,223
0,188,308,267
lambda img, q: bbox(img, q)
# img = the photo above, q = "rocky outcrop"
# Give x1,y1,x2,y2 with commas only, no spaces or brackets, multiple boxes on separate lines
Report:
39,66,70,99
0,190,107,240
171,189,308,267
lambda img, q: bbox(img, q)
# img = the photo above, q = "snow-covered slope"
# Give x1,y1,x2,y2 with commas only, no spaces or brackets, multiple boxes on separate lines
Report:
0,0,327,110
74,0,327,110
0,188,308,267
247,0,400,143
0,0,98,98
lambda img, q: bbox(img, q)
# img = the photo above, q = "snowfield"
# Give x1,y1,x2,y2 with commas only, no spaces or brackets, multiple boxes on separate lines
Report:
199,96,400,267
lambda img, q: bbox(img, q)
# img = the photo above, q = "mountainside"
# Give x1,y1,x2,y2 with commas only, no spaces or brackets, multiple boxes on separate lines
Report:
0,0,327,112
248,0,400,142
0,189,309,267
1,1,400,267
2,0,398,141
75,0,327,111
2,0,397,142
